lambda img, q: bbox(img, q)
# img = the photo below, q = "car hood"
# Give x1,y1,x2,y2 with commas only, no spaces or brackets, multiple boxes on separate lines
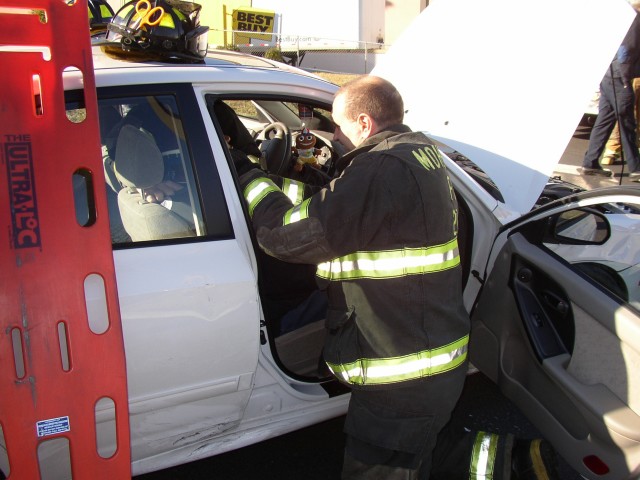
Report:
372,0,636,215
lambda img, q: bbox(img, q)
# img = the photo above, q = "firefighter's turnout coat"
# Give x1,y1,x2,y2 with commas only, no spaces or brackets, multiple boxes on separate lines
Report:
240,125,470,390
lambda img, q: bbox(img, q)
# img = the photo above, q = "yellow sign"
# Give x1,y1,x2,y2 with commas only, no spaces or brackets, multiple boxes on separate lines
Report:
232,7,275,41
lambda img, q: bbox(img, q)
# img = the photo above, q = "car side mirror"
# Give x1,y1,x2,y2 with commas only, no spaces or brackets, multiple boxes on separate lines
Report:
552,208,610,245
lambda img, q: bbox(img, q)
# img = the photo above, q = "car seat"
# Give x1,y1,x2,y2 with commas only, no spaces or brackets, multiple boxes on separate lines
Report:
207,98,263,158
114,124,195,242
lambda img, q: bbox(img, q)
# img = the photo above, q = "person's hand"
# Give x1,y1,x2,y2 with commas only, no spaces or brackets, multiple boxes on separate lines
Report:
143,180,183,203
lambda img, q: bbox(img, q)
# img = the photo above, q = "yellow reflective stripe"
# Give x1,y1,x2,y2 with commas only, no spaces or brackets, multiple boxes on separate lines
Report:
158,12,175,28
283,198,311,225
120,4,135,18
326,335,468,386
172,6,186,21
99,5,112,17
317,238,459,281
469,432,499,479
88,7,94,18
282,178,305,205
243,177,280,217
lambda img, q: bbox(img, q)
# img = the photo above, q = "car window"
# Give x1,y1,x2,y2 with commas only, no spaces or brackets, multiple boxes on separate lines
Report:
282,102,334,132
540,201,640,311
65,93,209,245
225,100,259,122
99,95,206,245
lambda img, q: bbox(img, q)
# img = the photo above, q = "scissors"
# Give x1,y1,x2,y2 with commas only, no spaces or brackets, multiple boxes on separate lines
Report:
132,0,164,30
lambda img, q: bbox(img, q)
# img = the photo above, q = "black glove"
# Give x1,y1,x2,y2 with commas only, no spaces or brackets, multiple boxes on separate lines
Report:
231,148,260,176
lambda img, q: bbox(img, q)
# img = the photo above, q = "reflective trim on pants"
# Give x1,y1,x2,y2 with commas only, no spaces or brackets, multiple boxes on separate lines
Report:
469,431,499,480
327,335,468,386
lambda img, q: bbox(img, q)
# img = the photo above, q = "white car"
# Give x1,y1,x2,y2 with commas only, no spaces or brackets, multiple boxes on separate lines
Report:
2,1,640,479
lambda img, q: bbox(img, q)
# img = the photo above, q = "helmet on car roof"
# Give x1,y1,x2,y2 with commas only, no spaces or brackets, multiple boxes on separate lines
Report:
105,0,209,62
88,0,115,36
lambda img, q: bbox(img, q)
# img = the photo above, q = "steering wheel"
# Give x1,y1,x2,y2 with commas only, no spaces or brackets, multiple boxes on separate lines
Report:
261,122,292,176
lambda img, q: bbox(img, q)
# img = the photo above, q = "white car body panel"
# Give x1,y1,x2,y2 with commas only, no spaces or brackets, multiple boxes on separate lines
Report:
373,0,635,216
112,241,260,463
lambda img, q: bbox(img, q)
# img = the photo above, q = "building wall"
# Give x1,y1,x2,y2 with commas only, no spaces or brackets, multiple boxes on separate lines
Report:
384,0,428,46
200,0,247,48
251,0,371,43
360,0,387,45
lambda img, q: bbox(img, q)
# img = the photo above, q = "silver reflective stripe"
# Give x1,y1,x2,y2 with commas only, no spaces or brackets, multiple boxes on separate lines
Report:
283,198,311,225
469,432,498,480
243,178,280,217
282,178,304,205
326,335,468,386
317,239,459,281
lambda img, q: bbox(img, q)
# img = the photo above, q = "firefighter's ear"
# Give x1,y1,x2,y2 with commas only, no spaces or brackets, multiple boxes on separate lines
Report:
357,112,375,139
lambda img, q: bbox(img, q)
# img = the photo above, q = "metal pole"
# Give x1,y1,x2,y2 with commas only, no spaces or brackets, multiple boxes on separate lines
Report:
364,41,368,73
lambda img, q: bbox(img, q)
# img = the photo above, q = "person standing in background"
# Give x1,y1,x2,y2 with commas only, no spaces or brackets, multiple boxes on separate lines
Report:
601,77,640,165
580,0,640,181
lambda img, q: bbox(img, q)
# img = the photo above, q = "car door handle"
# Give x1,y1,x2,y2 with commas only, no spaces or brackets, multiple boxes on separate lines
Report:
541,290,569,316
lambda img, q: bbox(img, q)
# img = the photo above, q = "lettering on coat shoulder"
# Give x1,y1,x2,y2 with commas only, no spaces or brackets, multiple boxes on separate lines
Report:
412,145,445,170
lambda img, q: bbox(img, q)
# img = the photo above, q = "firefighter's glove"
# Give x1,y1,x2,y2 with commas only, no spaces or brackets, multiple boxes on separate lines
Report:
231,148,261,176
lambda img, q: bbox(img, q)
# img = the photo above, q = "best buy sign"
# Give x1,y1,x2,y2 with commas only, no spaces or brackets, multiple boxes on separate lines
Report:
232,8,275,40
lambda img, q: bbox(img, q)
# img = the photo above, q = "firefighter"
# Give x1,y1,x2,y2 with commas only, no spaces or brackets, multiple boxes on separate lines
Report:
235,76,558,479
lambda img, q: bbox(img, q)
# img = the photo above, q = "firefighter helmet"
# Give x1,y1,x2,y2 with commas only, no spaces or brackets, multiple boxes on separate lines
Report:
88,0,115,36
105,0,209,62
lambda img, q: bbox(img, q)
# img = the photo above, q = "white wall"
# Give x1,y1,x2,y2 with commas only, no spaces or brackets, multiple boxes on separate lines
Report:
251,0,379,42
360,0,386,43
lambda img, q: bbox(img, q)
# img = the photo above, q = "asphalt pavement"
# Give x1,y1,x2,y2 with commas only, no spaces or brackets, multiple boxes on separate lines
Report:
555,115,639,190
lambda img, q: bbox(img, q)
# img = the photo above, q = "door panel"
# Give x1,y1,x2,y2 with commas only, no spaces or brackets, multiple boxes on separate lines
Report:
113,241,259,462
471,230,640,479
90,87,261,466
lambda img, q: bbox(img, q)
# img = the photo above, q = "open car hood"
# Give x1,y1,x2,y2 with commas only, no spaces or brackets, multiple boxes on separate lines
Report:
372,0,636,215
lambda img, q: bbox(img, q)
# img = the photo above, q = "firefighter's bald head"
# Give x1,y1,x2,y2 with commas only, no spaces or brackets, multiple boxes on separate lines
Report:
332,75,404,150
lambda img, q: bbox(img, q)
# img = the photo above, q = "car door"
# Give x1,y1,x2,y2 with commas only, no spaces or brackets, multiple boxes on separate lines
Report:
69,83,262,467
470,187,640,480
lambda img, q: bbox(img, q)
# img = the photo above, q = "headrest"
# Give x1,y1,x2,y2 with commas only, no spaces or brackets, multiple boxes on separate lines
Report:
209,99,262,158
114,124,164,188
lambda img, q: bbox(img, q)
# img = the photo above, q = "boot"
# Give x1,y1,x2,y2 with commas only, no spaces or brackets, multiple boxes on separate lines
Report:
511,438,559,480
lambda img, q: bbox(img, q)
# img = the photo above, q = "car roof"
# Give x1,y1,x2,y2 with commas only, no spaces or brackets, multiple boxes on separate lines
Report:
374,0,637,216
63,45,337,95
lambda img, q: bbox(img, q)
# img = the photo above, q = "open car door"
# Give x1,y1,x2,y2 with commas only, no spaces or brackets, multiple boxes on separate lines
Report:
470,187,640,479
